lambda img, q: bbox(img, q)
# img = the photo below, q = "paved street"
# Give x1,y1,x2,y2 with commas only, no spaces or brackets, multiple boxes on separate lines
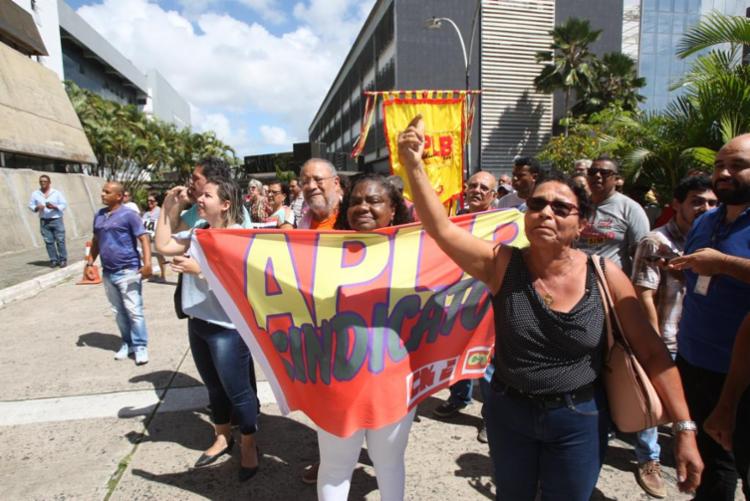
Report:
0,270,702,500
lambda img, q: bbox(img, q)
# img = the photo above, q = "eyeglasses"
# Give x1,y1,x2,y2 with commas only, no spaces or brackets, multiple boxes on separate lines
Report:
301,175,335,187
526,197,579,217
147,199,156,203
587,167,616,178
268,189,283,196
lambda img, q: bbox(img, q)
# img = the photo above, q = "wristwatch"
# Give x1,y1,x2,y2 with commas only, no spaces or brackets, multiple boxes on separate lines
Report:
673,420,698,433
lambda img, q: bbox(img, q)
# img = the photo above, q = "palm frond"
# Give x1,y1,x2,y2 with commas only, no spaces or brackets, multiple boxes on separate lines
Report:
677,11,750,59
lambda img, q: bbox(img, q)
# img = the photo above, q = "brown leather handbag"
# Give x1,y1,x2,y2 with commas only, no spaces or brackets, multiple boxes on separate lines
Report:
592,256,669,432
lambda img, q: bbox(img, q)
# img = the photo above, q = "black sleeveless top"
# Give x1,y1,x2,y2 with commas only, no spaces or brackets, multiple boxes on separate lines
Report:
491,248,606,395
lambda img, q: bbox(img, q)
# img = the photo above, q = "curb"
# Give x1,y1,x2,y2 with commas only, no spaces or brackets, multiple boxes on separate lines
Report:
0,260,88,308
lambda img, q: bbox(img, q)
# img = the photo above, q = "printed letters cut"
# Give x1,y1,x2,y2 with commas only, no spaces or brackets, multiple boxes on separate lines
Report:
194,209,528,437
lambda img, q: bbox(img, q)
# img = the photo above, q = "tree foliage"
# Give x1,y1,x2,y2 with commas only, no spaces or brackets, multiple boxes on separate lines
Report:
535,18,601,134
66,81,237,192
539,12,750,204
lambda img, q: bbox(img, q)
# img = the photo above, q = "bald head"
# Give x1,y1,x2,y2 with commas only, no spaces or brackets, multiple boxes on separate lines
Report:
714,133,750,206
101,182,125,209
465,171,497,213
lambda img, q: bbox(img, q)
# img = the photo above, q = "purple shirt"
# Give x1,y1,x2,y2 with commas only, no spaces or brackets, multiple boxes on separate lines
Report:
93,206,146,272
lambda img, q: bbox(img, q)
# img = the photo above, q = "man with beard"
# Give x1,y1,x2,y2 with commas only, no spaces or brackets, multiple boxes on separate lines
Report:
630,175,717,497
297,158,341,230
668,134,750,500
433,171,497,443
496,157,540,210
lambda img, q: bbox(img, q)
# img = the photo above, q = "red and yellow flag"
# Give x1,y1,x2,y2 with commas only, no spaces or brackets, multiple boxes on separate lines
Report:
383,91,465,207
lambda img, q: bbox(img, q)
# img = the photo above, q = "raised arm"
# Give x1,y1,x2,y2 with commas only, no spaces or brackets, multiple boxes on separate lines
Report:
397,115,509,291
604,260,703,492
155,187,190,256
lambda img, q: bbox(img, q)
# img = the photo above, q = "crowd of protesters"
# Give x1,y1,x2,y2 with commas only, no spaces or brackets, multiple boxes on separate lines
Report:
83,128,750,500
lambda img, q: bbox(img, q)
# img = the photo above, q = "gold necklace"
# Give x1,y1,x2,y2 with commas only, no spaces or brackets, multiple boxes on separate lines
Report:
535,277,554,307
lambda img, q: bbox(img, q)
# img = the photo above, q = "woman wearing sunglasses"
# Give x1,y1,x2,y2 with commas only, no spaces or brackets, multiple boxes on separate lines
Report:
397,117,702,500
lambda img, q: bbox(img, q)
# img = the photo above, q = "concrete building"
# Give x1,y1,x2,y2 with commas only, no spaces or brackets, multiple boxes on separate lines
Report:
10,0,190,128
309,0,622,176
0,0,96,171
630,0,749,111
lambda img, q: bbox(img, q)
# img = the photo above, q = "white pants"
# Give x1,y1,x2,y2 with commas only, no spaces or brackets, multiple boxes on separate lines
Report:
317,408,416,501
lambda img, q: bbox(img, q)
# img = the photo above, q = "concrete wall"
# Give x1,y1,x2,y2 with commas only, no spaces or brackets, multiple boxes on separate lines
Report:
0,168,104,255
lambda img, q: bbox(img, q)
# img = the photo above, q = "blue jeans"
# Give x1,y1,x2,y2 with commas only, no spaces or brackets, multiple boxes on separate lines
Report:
102,269,148,348
188,318,258,435
482,383,610,501
634,427,661,463
40,218,67,263
448,362,494,406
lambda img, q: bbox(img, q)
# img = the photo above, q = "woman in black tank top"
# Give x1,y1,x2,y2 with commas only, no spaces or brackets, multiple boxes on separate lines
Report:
397,117,702,500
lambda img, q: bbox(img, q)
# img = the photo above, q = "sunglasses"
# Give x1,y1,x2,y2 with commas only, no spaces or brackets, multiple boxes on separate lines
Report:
526,197,579,217
587,167,616,178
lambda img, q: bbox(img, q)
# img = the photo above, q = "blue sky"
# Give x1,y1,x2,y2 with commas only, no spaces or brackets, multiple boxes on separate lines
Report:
66,0,375,157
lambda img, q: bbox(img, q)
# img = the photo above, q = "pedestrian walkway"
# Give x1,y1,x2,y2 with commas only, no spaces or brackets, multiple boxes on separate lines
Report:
0,268,729,500
0,235,90,290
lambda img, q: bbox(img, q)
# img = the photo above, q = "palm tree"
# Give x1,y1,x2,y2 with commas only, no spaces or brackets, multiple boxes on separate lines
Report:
576,53,646,115
676,11,750,59
535,18,601,135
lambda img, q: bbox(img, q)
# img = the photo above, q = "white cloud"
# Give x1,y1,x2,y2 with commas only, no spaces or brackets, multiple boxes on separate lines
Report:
238,0,285,24
259,125,293,145
76,0,375,154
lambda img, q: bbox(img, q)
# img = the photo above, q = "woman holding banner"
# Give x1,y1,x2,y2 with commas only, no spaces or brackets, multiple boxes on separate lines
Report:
310,173,413,500
155,177,260,482
397,117,703,500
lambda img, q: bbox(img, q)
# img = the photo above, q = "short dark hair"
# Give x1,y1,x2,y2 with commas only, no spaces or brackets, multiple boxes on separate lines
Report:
335,173,413,230
39,174,51,182
673,174,713,203
592,154,620,171
198,157,232,183
533,171,592,220
514,157,541,175
268,178,291,203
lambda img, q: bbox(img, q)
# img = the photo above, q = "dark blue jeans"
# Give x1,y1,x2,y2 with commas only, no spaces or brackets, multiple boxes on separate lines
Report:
482,383,609,501
188,318,258,435
40,218,66,263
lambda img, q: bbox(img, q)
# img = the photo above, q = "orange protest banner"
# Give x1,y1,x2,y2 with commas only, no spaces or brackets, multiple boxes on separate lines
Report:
193,209,527,437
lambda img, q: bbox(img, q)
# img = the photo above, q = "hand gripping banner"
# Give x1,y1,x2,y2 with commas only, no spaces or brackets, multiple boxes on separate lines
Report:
193,209,527,437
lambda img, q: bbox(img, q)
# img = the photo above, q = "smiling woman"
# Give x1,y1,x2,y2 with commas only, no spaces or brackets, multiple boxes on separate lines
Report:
334,174,413,231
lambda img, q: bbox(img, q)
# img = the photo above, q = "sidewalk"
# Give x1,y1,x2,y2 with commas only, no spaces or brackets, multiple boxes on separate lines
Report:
0,266,729,500
0,235,90,292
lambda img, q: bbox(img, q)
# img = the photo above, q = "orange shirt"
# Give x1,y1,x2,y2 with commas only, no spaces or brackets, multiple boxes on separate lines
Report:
310,210,338,230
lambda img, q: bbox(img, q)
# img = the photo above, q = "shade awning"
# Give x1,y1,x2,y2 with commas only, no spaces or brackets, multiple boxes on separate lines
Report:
0,0,47,56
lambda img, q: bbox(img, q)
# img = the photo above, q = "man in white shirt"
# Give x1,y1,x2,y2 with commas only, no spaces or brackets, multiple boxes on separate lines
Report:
28,174,68,267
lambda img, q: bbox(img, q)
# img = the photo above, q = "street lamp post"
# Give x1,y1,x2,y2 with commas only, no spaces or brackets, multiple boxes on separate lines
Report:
425,4,479,177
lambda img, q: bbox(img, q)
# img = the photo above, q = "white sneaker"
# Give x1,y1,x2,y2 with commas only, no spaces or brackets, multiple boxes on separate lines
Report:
134,347,149,365
114,343,131,360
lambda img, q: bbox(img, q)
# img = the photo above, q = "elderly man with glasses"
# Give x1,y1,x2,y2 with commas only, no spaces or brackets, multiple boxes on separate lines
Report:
296,158,342,230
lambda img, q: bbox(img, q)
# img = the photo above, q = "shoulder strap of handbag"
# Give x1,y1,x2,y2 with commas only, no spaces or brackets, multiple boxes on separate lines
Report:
591,255,635,354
